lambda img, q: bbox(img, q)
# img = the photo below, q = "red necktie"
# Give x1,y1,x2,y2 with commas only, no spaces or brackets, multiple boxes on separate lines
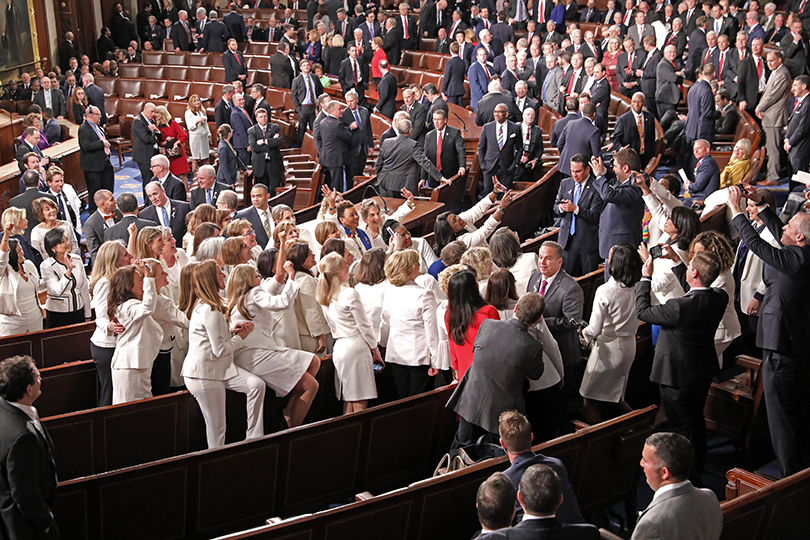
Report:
567,70,576,94
704,49,711,64
436,130,442,171
539,1,545,23
756,57,762,79
800,0,807,13
666,33,674,47
484,64,491,80
235,52,242,66
403,16,409,39
243,108,253,124
718,52,724,76
353,59,359,84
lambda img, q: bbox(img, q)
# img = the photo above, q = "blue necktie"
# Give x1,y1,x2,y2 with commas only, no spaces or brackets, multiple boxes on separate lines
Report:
497,124,504,150
353,110,361,129
162,205,169,227
571,181,581,235
57,193,67,223
206,188,212,205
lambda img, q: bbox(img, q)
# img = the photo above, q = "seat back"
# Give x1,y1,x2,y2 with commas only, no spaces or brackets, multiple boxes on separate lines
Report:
117,64,141,78
142,51,165,65
210,67,226,82
164,53,187,65
117,78,143,99
96,77,118,97
190,82,215,104
117,98,146,120
186,53,210,66
167,81,192,102
142,80,167,100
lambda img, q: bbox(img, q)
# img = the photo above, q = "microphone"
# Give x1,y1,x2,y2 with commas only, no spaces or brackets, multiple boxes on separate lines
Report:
451,110,468,132
362,181,390,213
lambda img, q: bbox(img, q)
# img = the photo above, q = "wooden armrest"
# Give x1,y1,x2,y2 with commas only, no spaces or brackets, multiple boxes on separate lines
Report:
735,355,762,371
570,419,590,432
355,491,374,502
599,529,624,540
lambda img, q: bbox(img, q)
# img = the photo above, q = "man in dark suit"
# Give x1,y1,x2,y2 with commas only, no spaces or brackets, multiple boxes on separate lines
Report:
686,142,719,201
266,19,283,43
214,85,235,128
715,89,740,135
785,76,810,177
478,103,522,191
190,165,230,210
781,21,809,79
382,17,403,65
433,28,451,54
736,38,768,116
636,249,728,482
728,186,810,477
104,193,157,243
78,106,115,214
616,37,643,98
132,103,161,195
401,87,427,143
359,12,381,42
446,292,545,451
236,184,274,248
422,110,465,190
338,44,368,105
476,81,519,126
685,17,708,80
334,8,357,42
84,189,122,265
419,0,445,37
244,18,266,41
200,11,230,53
374,61,398,119
589,64,611,118
661,17,687,58
16,129,49,175
316,101,355,191
171,11,195,51
223,5,246,42
10,172,58,243
246,84,270,121
527,241,585,384
230,93,254,168
395,2,418,51
499,411,584,525
145,15,163,51
140,180,191,244
59,31,79,71
655,46,684,119
590,150,645,265
442,42,467,106
248,109,284,193
32,78,66,119
553,155,604,276
423,84,449,130
0,355,59,540
638,35,662,118
291,59,323,147
376,118,444,196
269,41,295,89
341,90,373,186
715,35,739,99
613,92,657,167
148,155,187,203
683,64,720,151
550,98,580,149
513,108,544,184
558,104,601,176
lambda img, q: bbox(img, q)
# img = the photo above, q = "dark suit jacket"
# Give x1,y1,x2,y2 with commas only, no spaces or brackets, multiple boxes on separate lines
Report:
786,96,810,173
104,214,157,243
78,121,111,173
338,56,370,95
589,77,611,118
433,38,450,54
478,120,522,182
214,98,233,128
554,177,604,252
685,28,708,78
527,268,584,368
375,72,398,119
32,89,67,118
230,107,253,150
558,117,601,176
244,25,266,41
382,26,403,65
423,126,465,185
442,56,467,98
661,30,687,58
15,140,41,174
190,181,231,210
476,93,519,126
488,517,600,540
341,106,373,158
394,14,417,47
222,49,248,83
269,52,294,89
84,83,107,125
615,50,643,93
139,199,190,243
235,206,270,248
426,97,449,130
171,20,194,51
376,134,442,193
291,73,324,112
685,79,719,142
200,19,229,52
9,189,58,242
612,110,656,167
736,54,768,114
504,452,584,524
636,280,727,387
592,175,644,259
223,12,246,42
316,114,352,167
248,122,284,180
132,114,160,166
447,318,544,433
716,104,740,135
550,112,579,149
0,398,58,538
150,174,187,203
359,21,381,42
85,209,122,263
402,100,427,142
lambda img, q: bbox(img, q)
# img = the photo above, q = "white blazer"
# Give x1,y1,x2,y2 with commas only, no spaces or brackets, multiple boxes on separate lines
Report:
500,251,538,295
230,278,300,351
381,281,440,368
90,277,116,348
31,222,80,259
737,224,778,308
153,294,189,351
41,254,91,317
457,196,498,248
353,281,386,345
111,278,164,369
413,237,439,274
712,270,742,346
527,318,565,391
182,302,246,381
322,285,378,349
643,178,683,246
161,248,190,304
0,249,43,317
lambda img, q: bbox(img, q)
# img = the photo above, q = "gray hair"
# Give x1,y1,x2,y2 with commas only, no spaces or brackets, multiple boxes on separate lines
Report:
218,190,238,211
487,79,502,93
345,89,359,100
541,240,563,258
198,164,216,178
196,6,206,16
196,236,224,262
150,154,170,169
396,119,412,133
145,180,165,192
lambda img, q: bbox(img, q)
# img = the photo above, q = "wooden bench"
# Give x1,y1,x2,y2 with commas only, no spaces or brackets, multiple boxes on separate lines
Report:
700,204,731,237
215,406,657,540
0,321,94,369
39,360,97,418
52,385,459,540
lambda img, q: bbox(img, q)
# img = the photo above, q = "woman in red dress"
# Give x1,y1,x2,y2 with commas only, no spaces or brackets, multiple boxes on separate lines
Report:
370,36,386,82
445,267,500,380
602,36,623,93
155,105,190,183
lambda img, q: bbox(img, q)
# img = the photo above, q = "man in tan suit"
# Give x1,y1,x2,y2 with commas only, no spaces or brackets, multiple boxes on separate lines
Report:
755,49,792,185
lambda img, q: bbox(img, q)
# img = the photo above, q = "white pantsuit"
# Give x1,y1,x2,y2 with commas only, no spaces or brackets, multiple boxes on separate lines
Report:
711,270,741,366
0,250,44,337
182,301,265,448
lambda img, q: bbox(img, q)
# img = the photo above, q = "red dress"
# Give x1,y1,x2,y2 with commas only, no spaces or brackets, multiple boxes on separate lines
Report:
602,50,621,93
446,305,500,379
371,48,387,79
159,120,190,175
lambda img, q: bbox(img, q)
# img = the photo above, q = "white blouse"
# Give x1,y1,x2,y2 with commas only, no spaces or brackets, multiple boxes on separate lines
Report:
322,285,377,348
90,277,116,348
31,222,79,259
0,250,43,324
41,254,91,316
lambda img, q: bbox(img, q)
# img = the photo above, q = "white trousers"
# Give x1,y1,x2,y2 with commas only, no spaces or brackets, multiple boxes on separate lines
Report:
111,368,153,405
0,316,43,337
184,367,266,449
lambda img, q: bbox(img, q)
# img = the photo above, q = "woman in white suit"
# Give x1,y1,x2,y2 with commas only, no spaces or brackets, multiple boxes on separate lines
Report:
318,252,382,414
579,244,642,425
182,261,264,449
89,241,132,407
359,191,416,249
382,221,438,274
108,262,164,404
380,249,440,399
40,228,90,328
30,197,80,259
287,242,331,355
352,249,387,346
227,263,320,429
0,222,45,337
489,228,538,295
433,181,516,253
158,227,190,387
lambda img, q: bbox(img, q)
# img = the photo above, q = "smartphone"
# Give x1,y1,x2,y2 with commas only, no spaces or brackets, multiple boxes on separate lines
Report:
373,362,384,373
386,226,396,239
649,245,663,259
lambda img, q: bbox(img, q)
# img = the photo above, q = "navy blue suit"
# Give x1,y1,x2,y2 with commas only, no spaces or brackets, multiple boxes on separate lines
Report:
557,117,601,176
592,175,645,259
550,112,579,149
229,107,254,166
688,155,720,201
478,120,522,190
468,61,494,113
442,56,467,105
504,452,584,524
554,176,604,275
685,78,719,144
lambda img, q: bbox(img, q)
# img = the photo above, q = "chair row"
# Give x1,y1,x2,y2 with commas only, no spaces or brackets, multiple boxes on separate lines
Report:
400,50,450,73
97,77,225,104
118,63,233,82
142,51,274,70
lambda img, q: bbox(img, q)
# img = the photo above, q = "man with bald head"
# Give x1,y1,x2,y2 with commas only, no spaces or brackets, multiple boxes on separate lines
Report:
478,103,522,191
84,190,122,265
79,105,115,213
132,102,162,195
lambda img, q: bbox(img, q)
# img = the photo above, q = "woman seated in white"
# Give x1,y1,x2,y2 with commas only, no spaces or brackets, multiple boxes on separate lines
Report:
433,181,515,254
489,228,538,295
318,252,382,415
181,261,265,449
382,220,437,274
30,197,79,259
0,222,45,337
227,262,320,428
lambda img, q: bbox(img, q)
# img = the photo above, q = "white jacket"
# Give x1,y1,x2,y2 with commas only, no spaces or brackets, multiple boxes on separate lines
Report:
41,254,91,317
112,278,164,369
0,250,43,318
737,224,778,308
381,281,440,368
182,302,246,381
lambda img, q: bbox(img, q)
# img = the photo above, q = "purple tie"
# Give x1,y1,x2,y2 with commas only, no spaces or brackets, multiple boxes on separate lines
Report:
538,279,547,296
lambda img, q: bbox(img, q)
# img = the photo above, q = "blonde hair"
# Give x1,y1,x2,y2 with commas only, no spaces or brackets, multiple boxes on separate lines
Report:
272,221,297,248
225,264,256,321
155,105,172,125
384,249,419,286
90,240,126,292
190,260,226,315
136,226,164,259
460,247,493,281
187,93,203,113
2,208,27,235
141,257,163,279
314,220,338,246
438,263,469,296
316,252,347,306
271,204,294,223
221,236,247,266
